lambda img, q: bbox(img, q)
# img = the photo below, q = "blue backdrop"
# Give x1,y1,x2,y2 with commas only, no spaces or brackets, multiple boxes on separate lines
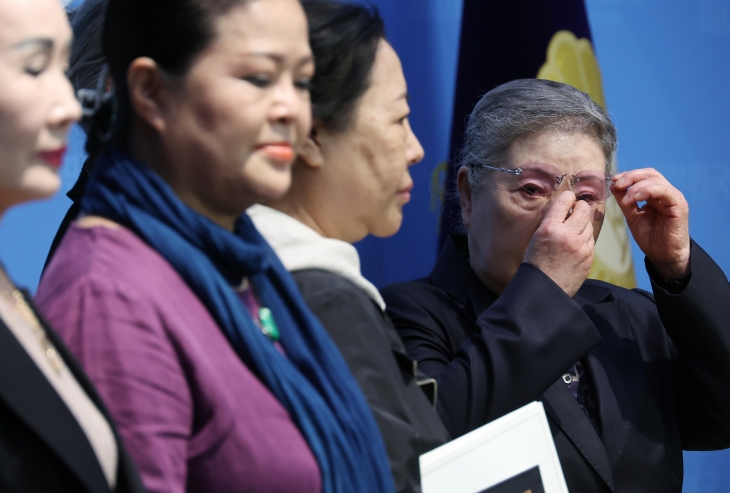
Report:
0,0,728,489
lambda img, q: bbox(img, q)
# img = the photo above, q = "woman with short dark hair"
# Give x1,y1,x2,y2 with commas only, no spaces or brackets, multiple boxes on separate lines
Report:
36,0,393,491
249,2,449,491
382,78,730,493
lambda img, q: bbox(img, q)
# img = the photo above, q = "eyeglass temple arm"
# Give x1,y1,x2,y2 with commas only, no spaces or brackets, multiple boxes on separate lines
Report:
473,163,523,175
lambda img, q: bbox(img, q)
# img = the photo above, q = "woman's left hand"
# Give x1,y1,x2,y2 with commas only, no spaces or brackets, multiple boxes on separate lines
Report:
611,168,691,280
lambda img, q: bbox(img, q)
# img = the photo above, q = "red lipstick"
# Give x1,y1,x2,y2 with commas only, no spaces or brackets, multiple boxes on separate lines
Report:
38,147,67,169
258,143,295,162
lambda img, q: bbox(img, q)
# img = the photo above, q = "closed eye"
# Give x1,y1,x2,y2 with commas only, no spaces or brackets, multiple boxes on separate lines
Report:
24,56,50,77
295,78,312,91
576,192,600,203
520,182,550,196
243,75,271,88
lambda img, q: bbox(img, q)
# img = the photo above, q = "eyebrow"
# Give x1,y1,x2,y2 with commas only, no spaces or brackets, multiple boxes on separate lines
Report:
242,52,315,67
13,38,54,53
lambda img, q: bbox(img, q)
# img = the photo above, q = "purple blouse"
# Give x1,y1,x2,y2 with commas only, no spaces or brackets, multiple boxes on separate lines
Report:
36,225,322,493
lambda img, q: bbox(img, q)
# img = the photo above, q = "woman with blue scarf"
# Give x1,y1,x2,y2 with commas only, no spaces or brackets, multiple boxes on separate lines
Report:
36,0,393,491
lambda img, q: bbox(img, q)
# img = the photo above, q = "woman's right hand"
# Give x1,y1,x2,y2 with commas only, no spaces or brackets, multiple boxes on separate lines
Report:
523,191,595,297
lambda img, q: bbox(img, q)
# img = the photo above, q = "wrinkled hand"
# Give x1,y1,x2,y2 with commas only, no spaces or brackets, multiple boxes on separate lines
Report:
611,168,690,280
524,191,595,297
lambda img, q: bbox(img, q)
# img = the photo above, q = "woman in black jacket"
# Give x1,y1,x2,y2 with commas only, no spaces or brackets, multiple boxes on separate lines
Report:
381,79,730,493
0,0,145,491
248,1,450,491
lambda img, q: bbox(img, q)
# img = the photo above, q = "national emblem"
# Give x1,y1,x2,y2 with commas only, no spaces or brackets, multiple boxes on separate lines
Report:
538,30,637,289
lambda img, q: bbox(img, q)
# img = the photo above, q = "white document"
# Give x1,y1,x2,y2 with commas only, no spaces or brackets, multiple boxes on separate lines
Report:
420,401,569,493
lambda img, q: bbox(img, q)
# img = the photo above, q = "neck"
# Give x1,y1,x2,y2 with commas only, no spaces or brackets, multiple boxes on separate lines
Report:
268,166,368,244
466,235,509,296
267,194,328,238
129,124,238,232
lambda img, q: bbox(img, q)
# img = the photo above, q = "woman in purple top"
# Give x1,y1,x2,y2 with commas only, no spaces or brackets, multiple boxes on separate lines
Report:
36,0,393,492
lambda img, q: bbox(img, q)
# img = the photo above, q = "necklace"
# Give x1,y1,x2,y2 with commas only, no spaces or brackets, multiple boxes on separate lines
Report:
0,267,63,374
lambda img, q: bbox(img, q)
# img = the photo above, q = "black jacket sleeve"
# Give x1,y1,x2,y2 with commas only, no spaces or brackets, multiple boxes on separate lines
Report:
383,263,602,438
648,240,730,449
292,269,449,493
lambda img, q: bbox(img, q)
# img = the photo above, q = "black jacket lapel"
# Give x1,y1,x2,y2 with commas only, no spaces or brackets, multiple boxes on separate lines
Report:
541,379,615,491
577,292,644,473
23,291,146,493
0,317,109,493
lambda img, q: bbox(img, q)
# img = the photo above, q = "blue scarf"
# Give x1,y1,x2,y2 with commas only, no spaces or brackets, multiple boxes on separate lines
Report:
81,148,393,493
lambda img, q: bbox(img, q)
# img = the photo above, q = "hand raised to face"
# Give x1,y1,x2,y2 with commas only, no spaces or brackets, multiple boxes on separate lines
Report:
523,190,596,297
611,168,690,280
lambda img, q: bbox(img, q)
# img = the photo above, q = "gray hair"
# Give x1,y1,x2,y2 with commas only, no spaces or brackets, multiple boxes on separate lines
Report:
67,0,108,133
458,79,618,195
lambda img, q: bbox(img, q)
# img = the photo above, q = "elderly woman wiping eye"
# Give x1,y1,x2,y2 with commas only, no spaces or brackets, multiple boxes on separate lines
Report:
382,78,730,493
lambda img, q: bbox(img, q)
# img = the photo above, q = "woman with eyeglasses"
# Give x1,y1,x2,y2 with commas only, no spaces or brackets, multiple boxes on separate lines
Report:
35,0,393,491
0,0,146,491
382,78,730,493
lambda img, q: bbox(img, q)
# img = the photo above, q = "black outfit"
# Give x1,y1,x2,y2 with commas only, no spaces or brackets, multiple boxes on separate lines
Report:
0,290,146,493
293,269,450,493
381,235,730,493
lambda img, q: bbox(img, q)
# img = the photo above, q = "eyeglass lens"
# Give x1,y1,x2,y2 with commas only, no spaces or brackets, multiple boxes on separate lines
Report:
515,163,612,203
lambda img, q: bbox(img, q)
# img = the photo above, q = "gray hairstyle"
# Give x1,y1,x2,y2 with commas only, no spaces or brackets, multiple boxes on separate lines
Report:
67,0,108,133
458,79,618,195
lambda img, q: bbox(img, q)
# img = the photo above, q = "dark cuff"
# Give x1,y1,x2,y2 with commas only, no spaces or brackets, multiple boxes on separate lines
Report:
645,243,693,295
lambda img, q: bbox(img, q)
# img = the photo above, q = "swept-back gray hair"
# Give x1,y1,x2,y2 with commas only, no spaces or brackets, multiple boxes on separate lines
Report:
458,79,617,195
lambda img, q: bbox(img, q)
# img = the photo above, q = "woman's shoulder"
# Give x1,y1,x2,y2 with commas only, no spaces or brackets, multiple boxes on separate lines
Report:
291,268,393,345
292,269,386,326
40,223,187,302
292,268,366,300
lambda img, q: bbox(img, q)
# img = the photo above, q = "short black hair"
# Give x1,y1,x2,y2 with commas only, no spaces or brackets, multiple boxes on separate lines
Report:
302,0,385,132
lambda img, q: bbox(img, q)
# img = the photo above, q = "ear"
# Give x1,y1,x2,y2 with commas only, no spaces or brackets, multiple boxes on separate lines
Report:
127,57,170,134
456,166,473,230
297,124,325,170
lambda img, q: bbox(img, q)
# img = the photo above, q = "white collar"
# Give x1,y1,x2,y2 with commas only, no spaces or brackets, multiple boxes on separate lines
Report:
247,204,386,311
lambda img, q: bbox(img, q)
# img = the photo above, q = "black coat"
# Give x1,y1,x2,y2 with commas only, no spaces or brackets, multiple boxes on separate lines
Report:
0,290,146,493
381,236,730,493
292,269,450,493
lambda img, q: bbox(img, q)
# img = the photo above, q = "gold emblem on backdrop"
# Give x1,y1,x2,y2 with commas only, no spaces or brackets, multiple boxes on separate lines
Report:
537,30,637,288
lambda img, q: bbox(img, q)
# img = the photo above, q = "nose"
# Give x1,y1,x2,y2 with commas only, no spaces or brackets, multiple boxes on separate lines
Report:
404,118,424,166
555,173,572,189
269,75,308,127
49,71,82,131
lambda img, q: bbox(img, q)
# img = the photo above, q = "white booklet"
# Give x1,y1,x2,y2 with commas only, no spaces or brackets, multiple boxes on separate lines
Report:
420,401,569,493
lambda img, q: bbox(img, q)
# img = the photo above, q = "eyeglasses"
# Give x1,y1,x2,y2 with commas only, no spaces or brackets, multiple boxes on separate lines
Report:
474,162,613,204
